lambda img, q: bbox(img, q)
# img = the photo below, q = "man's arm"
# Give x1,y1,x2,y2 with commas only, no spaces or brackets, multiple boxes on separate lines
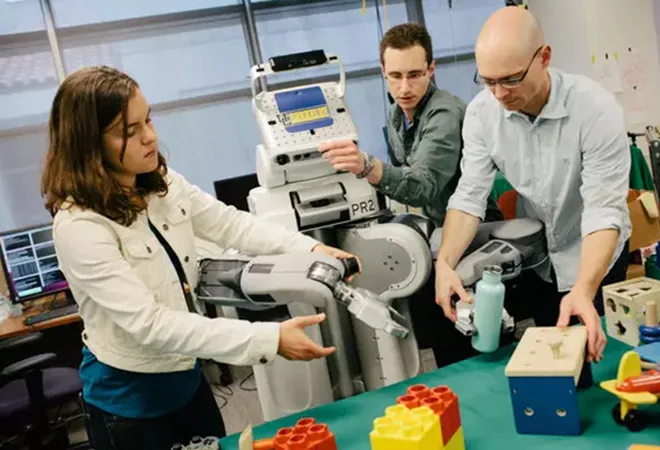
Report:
318,107,463,208
375,107,462,207
575,103,631,295
556,100,630,363
435,99,498,318
436,210,482,269
573,230,618,299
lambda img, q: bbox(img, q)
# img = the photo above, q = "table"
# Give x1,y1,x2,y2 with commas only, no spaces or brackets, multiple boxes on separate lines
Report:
0,295,81,339
220,337,658,449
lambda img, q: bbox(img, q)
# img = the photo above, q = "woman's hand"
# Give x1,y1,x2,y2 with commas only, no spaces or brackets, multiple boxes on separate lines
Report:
311,243,362,279
278,314,336,360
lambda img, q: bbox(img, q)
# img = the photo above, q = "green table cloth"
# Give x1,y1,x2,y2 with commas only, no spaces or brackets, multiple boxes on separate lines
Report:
220,336,658,449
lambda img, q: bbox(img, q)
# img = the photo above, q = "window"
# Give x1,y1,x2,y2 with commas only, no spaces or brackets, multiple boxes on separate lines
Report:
435,57,482,103
58,14,250,103
0,0,499,232
0,130,51,231
153,97,258,196
0,0,45,36
50,0,240,28
255,0,407,82
422,0,501,57
0,41,59,130
0,3,58,231
344,75,391,162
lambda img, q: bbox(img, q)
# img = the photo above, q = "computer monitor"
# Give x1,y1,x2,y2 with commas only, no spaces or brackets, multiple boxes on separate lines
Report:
0,223,69,304
213,173,260,212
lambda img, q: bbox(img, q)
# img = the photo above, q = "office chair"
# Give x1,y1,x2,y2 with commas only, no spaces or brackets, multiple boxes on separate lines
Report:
0,332,88,450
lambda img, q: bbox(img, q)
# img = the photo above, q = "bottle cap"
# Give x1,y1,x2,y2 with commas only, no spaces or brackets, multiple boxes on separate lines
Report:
482,265,502,282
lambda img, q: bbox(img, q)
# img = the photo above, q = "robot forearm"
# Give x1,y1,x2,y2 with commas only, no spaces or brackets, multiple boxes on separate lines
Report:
196,253,410,339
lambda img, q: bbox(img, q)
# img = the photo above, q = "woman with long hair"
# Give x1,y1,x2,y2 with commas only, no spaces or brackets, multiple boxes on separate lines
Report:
41,66,350,450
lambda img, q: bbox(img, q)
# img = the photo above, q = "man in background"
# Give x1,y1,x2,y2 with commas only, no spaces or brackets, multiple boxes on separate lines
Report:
320,23,502,367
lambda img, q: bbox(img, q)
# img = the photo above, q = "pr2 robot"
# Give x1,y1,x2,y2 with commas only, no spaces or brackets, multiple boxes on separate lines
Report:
198,50,433,421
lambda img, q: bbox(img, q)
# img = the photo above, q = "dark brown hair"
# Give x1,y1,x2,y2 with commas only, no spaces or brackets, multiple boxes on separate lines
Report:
379,23,433,66
41,66,168,226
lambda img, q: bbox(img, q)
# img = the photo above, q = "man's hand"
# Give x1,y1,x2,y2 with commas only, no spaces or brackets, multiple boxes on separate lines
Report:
318,140,364,175
278,314,336,361
435,259,472,322
557,288,606,363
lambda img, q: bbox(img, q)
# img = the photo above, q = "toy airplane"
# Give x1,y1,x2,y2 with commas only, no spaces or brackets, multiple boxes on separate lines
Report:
600,351,659,432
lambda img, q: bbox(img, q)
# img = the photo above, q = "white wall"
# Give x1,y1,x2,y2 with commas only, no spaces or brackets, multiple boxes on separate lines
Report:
583,0,660,133
526,0,592,76
656,0,660,61
529,0,660,165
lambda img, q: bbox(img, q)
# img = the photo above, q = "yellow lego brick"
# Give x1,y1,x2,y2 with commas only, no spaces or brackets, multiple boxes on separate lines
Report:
444,426,465,450
370,404,442,450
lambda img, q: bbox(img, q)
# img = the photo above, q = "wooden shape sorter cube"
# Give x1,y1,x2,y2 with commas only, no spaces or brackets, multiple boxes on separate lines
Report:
602,277,660,347
504,326,587,436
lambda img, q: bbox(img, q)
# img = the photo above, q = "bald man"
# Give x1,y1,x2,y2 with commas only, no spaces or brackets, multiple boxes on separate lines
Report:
434,7,631,364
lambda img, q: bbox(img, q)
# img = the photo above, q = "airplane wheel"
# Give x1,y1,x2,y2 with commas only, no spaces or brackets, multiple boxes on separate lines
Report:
624,409,646,432
611,404,624,425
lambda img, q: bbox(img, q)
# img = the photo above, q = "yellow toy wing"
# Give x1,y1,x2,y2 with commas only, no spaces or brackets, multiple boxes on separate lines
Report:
600,380,658,405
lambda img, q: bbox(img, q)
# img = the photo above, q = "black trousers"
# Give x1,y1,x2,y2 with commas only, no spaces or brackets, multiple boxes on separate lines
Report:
504,241,629,329
84,378,226,450
410,242,629,369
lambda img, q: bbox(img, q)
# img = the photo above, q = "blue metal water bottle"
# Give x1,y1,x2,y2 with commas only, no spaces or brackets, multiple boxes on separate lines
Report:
471,265,506,353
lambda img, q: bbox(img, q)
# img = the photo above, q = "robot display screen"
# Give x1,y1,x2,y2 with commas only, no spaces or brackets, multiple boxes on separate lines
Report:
286,105,330,126
275,86,333,132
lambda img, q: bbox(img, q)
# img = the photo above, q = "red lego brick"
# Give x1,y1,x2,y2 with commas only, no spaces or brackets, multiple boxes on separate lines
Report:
431,386,461,445
270,418,337,450
398,385,462,446
407,384,432,400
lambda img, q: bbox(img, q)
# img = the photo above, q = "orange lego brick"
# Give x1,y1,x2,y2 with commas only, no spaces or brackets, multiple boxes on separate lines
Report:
399,384,462,446
255,418,336,450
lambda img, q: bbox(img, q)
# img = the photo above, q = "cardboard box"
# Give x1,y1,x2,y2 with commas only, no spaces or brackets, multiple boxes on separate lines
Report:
627,190,660,251
626,263,645,280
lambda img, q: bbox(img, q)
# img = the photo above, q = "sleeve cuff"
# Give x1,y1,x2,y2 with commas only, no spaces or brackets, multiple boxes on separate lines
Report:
447,194,487,220
248,321,281,365
581,208,623,237
292,235,321,253
378,163,403,196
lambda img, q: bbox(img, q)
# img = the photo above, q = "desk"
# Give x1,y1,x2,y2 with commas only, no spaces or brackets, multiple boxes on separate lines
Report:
0,296,81,340
220,337,658,449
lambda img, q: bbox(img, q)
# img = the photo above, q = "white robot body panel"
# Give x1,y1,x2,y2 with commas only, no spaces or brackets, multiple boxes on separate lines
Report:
253,79,358,189
248,173,386,232
338,222,432,302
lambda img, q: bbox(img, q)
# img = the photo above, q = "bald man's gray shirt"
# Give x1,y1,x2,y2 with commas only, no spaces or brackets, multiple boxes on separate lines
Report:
447,68,631,292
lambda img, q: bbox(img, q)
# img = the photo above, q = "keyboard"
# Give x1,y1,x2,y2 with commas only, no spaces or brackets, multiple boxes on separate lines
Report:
25,304,79,326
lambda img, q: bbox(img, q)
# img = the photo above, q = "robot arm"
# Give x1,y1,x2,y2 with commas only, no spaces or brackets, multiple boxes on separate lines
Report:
434,218,548,337
195,253,410,339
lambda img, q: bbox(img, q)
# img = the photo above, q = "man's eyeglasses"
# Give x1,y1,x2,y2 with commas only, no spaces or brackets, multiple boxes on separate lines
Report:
473,46,544,89
386,68,429,85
